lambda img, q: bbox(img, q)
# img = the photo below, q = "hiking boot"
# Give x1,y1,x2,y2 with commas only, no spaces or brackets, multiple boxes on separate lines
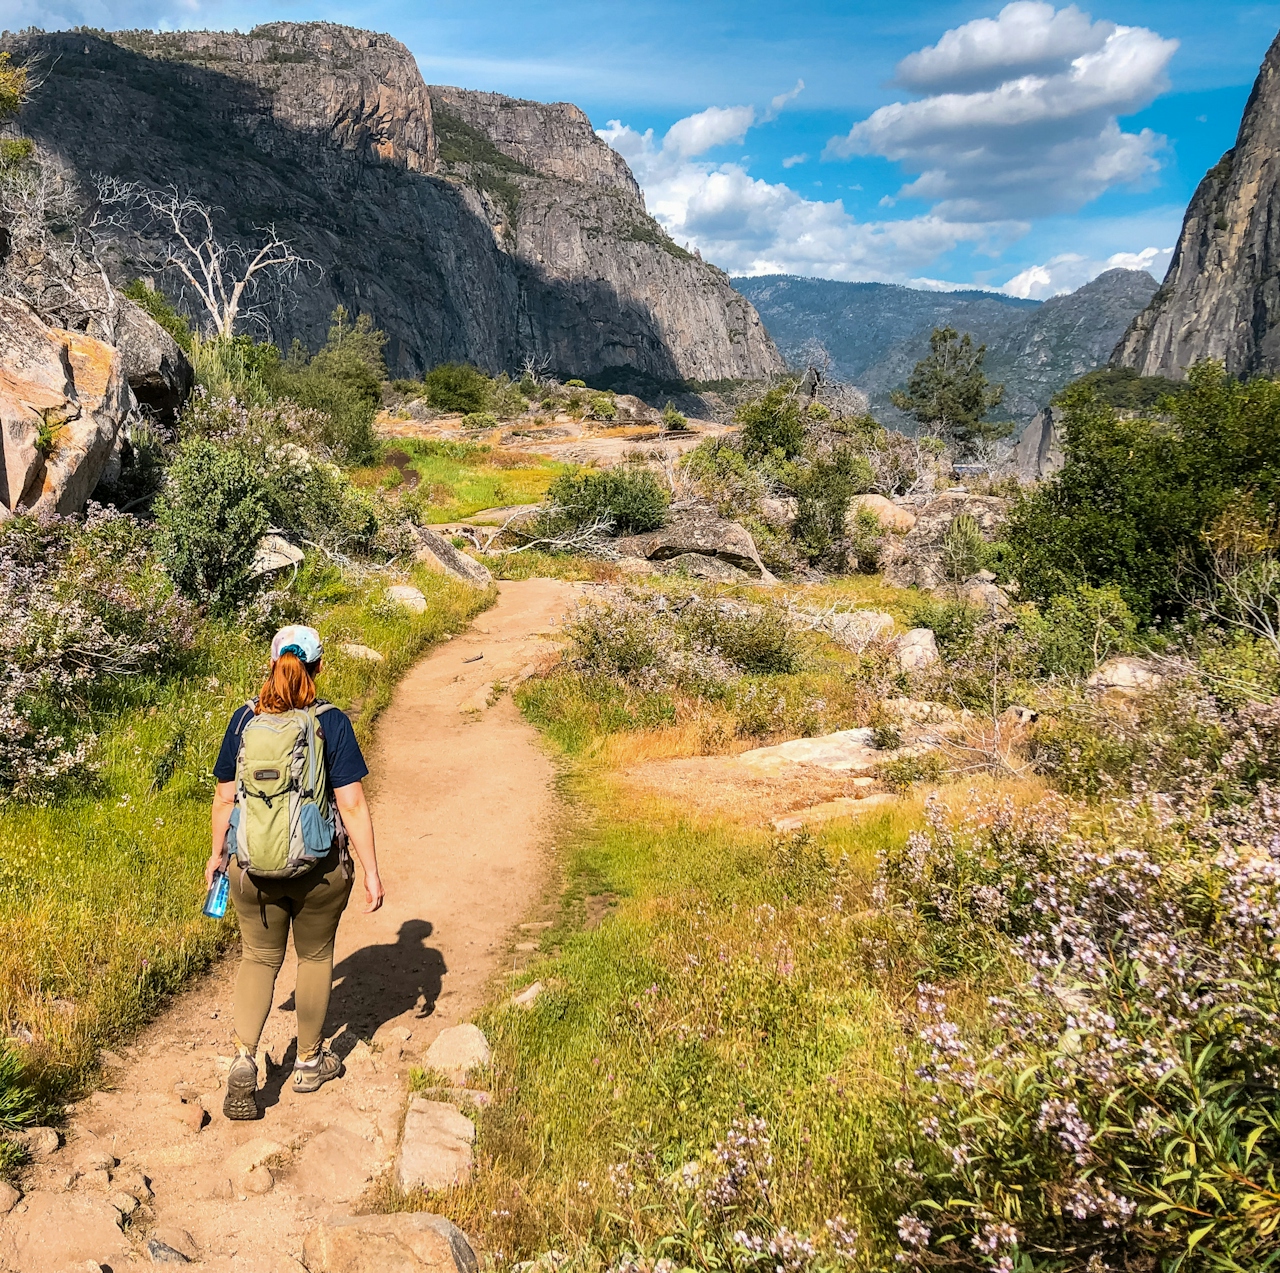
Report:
292,1048,342,1093
223,1050,259,1121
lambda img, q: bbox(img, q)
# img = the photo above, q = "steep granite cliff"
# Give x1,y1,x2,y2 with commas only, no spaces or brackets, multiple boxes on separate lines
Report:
1113,31,1280,379
1,23,781,383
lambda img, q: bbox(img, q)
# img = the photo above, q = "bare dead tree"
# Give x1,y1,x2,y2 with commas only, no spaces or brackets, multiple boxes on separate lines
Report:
518,352,554,386
96,179,311,338
0,151,124,339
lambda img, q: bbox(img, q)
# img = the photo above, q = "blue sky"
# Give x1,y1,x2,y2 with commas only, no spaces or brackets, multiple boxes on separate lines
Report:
3,0,1277,296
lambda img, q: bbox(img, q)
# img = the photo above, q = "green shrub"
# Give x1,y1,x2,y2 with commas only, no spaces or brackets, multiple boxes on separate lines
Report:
269,308,385,461
462,411,500,430
1006,361,1280,623
938,512,987,585
736,385,805,461
423,362,493,414
662,401,688,431
566,379,586,388
681,437,765,518
789,447,873,566
154,439,270,608
541,466,670,536
122,280,192,352
189,334,276,405
590,396,617,422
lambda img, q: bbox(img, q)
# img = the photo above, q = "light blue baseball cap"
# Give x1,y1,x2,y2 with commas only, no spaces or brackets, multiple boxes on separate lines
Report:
271,624,323,665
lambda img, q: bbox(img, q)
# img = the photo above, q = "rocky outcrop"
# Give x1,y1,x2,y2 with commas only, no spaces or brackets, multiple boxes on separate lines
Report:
882,492,1009,590
0,299,134,519
1010,405,1064,482
5,24,782,385
113,299,194,422
430,86,783,384
614,512,776,581
1113,31,1280,379
303,1212,478,1273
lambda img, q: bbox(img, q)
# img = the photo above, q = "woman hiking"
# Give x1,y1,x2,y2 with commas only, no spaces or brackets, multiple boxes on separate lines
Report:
206,624,385,1121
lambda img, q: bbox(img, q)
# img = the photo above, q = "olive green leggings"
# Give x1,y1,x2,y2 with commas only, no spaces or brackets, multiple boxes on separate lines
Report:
229,851,353,1062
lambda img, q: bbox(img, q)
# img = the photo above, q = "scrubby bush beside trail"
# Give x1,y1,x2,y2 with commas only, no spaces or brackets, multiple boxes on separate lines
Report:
0,508,197,799
880,788,1280,1272
538,467,671,537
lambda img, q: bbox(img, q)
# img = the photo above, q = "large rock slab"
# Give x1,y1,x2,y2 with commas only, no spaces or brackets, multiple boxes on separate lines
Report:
614,512,776,582
396,1100,476,1192
296,1124,382,1203
303,1211,478,1273
113,296,194,424
0,298,134,520
0,1192,129,1270
1086,656,1162,693
414,527,494,588
847,493,915,533
895,628,940,672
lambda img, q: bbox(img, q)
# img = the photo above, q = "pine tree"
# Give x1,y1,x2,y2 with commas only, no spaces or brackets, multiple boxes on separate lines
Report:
890,326,1008,451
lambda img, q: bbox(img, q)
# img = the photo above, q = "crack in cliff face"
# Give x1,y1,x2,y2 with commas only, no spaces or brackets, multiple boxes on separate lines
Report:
2,23,783,385
1114,29,1280,381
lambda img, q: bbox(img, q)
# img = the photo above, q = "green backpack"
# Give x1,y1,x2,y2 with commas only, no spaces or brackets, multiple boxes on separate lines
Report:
228,701,341,878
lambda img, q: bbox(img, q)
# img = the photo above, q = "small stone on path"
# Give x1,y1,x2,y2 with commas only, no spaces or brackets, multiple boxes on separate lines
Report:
241,1164,275,1195
147,1236,192,1264
151,1227,198,1260
303,1211,478,1273
423,1024,490,1082
0,1182,18,1214
9,1126,59,1159
296,1124,380,1203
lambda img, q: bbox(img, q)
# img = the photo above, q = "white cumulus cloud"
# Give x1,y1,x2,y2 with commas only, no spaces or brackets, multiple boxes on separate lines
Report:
1000,244,1173,298
598,111,1024,281
826,1,1177,220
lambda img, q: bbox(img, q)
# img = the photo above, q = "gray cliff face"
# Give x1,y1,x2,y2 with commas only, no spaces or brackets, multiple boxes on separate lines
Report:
430,87,783,383
2,23,781,384
1114,31,1280,379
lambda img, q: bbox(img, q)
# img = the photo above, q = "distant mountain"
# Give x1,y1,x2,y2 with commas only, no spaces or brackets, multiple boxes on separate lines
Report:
735,269,1159,425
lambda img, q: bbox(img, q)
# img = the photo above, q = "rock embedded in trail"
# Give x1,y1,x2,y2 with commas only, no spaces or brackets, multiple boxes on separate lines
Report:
0,1183,18,1215
396,1099,476,1191
146,1235,192,1263
302,1211,478,1273
8,1126,59,1160
414,527,495,588
0,1192,130,1270
297,1124,381,1203
424,1023,491,1082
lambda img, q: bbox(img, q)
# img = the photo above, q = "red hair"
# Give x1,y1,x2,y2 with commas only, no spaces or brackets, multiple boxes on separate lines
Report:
257,652,318,714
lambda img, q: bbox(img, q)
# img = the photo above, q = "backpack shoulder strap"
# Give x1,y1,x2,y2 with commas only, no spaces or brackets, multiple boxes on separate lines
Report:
313,700,336,717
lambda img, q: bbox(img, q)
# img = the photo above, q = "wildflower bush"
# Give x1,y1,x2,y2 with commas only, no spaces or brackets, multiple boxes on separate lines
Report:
0,508,197,798
881,791,1280,1272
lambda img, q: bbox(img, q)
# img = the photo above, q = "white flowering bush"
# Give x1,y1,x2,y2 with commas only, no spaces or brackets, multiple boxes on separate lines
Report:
0,509,197,798
881,789,1280,1271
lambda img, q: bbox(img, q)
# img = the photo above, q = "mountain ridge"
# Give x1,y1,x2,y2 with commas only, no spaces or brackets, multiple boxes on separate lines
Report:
0,22,783,383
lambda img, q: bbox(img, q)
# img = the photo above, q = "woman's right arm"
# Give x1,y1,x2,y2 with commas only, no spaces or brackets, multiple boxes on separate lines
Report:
207,780,236,887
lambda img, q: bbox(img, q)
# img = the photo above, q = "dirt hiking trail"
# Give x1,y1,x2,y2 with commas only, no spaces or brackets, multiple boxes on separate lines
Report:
0,579,586,1273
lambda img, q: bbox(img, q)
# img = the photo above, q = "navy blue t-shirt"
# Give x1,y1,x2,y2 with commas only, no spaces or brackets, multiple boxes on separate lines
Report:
212,702,369,790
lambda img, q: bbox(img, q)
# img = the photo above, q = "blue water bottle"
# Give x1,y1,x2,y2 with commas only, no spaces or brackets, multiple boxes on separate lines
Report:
203,869,229,919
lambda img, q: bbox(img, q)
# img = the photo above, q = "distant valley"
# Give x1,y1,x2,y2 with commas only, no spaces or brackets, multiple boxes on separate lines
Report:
736,268,1159,426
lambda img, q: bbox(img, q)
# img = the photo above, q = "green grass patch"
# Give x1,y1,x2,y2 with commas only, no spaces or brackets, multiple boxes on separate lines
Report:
420,771,918,1268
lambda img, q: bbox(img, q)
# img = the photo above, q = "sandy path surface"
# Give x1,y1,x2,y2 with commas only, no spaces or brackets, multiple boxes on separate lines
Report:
0,579,584,1273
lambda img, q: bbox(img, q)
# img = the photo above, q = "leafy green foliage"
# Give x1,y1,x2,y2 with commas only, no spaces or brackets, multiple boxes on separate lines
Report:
890,325,1007,450
154,439,269,608
422,363,493,414
122,280,193,352
661,400,688,431
736,385,805,461
0,1043,35,1134
790,448,874,567
1006,362,1280,623
541,466,670,536
1067,364,1186,410
269,307,385,461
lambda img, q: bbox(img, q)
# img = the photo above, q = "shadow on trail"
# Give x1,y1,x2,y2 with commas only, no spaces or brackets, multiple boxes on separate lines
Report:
259,920,447,1112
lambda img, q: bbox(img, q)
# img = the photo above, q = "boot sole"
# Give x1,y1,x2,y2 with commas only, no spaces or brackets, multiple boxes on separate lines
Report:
223,1073,260,1120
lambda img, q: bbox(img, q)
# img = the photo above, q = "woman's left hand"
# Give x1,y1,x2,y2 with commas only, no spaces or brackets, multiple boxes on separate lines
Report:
204,851,224,888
